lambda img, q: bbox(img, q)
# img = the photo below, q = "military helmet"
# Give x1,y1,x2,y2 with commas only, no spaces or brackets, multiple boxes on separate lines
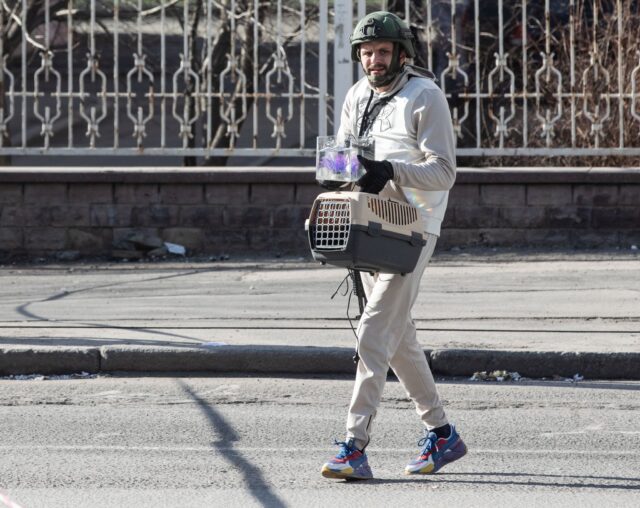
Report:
350,11,416,62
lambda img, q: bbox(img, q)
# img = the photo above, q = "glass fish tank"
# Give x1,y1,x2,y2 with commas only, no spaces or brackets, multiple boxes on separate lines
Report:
315,136,373,189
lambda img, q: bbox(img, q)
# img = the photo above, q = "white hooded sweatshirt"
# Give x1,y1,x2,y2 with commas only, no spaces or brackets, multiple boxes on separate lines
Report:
337,64,456,237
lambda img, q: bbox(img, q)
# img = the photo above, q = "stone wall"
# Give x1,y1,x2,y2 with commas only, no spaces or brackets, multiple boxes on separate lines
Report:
0,167,639,259
442,168,640,249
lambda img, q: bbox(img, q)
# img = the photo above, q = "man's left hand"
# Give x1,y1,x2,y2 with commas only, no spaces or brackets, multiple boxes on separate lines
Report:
356,156,394,194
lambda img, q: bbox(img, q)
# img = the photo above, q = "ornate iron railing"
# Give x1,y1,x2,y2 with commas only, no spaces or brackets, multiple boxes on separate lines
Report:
0,0,639,160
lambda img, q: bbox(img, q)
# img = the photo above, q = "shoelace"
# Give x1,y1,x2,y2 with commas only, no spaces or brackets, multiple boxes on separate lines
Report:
333,439,357,459
417,433,437,456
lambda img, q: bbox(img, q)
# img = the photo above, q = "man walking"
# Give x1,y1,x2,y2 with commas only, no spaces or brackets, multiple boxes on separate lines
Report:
321,11,466,480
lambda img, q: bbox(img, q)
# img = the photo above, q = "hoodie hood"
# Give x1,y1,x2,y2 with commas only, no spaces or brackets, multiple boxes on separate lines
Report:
404,64,437,80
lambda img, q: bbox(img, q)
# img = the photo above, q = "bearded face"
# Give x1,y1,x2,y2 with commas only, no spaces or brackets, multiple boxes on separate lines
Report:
358,40,405,89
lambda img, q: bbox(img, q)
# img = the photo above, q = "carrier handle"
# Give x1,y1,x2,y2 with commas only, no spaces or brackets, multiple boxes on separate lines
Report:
410,231,425,246
367,221,382,237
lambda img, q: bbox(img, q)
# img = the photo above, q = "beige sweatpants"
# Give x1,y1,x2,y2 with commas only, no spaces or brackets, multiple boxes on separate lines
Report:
346,233,448,450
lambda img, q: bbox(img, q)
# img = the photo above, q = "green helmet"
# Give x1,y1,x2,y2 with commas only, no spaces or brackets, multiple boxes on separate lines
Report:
350,11,416,62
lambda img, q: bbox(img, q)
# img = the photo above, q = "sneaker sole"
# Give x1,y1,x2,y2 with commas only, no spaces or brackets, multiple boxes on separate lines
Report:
321,466,373,481
434,439,468,473
405,439,468,475
405,462,435,475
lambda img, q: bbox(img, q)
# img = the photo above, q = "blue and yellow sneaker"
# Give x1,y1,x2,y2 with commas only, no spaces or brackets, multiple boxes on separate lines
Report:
405,425,467,475
321,439,373,480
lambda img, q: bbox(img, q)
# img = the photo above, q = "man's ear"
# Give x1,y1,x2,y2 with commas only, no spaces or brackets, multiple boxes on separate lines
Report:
399,49,407,65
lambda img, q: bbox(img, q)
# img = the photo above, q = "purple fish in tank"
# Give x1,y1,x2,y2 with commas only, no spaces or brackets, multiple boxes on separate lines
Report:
319,150,360,178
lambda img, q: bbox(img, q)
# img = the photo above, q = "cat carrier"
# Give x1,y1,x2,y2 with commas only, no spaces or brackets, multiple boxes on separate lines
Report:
305,191,426,274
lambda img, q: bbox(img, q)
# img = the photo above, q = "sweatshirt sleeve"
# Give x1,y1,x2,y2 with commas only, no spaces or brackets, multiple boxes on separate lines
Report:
390,86,457,191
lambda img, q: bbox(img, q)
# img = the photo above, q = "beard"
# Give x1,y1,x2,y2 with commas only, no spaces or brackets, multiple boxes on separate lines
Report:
366,64,391,86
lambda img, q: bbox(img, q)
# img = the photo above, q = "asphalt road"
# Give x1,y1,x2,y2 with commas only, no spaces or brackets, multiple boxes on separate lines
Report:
1,374,639,507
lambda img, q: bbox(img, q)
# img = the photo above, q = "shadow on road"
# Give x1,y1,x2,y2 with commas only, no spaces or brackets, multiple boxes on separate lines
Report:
178,380,287,508
363,471,640,490
11,269,219,345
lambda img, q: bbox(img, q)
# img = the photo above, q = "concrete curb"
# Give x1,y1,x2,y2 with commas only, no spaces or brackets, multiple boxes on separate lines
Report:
430,349,640,380
0,347,100,376
99,345,359,375
1,346,638,380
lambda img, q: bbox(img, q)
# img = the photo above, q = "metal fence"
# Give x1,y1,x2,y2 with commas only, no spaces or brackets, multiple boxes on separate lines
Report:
1,0,639,160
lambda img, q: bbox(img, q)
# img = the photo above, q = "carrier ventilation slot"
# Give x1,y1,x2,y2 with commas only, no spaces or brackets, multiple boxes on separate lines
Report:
312,199,351,250
367,196,418,226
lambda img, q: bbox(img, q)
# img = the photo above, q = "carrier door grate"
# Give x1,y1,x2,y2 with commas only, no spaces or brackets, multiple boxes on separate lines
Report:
312,199,351,250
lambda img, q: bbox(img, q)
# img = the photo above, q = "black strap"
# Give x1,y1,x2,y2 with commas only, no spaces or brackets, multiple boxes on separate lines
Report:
358,88,401,138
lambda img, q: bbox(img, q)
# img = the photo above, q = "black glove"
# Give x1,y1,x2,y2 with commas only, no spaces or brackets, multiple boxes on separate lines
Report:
356,155,394,195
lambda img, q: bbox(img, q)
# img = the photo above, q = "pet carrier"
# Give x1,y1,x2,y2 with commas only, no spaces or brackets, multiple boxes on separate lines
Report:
305,191,426,274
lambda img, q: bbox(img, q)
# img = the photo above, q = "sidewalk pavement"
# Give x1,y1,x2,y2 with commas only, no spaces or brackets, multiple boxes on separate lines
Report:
0,248,638,380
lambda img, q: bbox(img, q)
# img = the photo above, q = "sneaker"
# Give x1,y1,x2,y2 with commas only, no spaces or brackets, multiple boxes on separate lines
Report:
321,439,373,480
405,425,467,475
